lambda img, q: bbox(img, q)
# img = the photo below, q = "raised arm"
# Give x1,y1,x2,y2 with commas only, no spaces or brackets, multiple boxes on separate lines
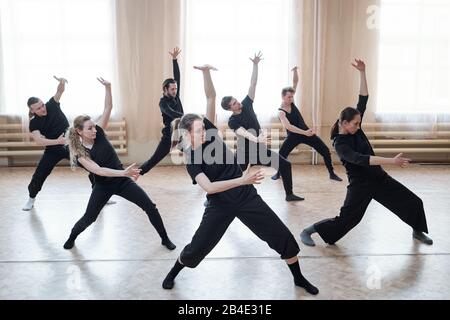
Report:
247,51,263,101
53,76,67,103
194,165,265,195
351,59,368,96
30,130,65,147
78,157,141,179
292,67,299,93
194,65,217,123
96,77,112,129
169,47,182,96
351,59,369,120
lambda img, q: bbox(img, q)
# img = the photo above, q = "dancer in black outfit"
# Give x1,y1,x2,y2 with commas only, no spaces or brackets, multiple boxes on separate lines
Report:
271,67,342,182
221,52,304,202
63,78,175,251
140,47,184,175
23,76,70,211
300,60,433,247
162,65,318,295
24,77,115,211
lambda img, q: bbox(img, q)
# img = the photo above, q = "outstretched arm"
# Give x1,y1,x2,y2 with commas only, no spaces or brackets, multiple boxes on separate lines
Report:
247,51,263,101
78,157,141,179
194,165,265,194
336,142,410,168
194,65,217,123
169,47,182,96
369,153,411,167
292,67,299,93
96,77,112,129
53,76,67,103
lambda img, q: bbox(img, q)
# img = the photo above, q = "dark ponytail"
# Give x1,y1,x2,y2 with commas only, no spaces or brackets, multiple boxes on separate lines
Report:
330,107,361,139
330,119,340,140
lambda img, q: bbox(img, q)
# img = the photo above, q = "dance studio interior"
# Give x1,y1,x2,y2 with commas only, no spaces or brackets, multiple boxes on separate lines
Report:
0,0,449,303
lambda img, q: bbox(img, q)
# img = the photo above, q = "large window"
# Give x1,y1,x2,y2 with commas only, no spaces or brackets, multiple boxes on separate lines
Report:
0,0,117,117
183,0,291,123
377,0,450,115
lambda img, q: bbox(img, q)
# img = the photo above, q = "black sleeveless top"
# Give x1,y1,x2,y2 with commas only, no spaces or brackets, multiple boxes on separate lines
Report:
279,103,309,135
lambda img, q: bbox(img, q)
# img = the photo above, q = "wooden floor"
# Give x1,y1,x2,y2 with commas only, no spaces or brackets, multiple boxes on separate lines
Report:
0,164,449,300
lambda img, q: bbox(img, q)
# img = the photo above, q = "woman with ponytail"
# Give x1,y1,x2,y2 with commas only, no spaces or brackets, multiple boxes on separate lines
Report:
63,78,175,251
300,59,433,247
162,65,319,295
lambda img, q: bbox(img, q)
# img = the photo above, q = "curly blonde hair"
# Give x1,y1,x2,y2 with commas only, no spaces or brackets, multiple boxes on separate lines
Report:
66,115,92,169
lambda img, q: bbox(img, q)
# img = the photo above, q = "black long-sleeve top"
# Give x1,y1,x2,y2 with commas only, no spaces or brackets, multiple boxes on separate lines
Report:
333,95,387,181
159,59,184,136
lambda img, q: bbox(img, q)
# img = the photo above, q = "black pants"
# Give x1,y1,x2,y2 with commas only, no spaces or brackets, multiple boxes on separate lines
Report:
69,178,169,241
238,142,294,195
314,175,429,244
28,146,96,198
180,194,300,268
140,134,172,175
278,134,334,175
28,146,69,198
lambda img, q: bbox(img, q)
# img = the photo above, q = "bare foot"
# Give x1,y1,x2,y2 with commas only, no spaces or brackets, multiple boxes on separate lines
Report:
194,64,218,71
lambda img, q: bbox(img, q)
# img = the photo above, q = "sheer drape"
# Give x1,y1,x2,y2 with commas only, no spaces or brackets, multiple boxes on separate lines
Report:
0,0,119,127
293,0,380,135
115,0,181,142
376,0,450,130
182,0,291,124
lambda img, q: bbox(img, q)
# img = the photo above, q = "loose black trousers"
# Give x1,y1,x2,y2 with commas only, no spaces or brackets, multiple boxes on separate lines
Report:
278,134,334,174
314,175,429,244
180,194,300,268
69,178,169,241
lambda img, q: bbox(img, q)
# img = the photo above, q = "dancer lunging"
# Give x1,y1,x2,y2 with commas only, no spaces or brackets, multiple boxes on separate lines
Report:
64,78,175,250
272,67,342,182
163,65,318,295
300,60,432,247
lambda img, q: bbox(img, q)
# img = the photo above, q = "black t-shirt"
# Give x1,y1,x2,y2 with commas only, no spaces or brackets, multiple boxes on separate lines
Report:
228,95,261,135
29,97,69,150
228,95,261,153
279,103,309,134
78,125,125,185
333,95,387,181
186,118,256,205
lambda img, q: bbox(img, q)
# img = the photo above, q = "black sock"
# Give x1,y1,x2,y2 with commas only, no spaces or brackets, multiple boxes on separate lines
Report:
287,261,319,295
285,194,305,202
329,172,343,181
162,237,176,250
162,260,185,289
63,233,77,250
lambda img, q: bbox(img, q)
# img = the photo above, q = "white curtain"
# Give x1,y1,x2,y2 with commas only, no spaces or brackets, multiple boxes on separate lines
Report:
377,0,450,123
0,0,120,124
182,0,292,124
